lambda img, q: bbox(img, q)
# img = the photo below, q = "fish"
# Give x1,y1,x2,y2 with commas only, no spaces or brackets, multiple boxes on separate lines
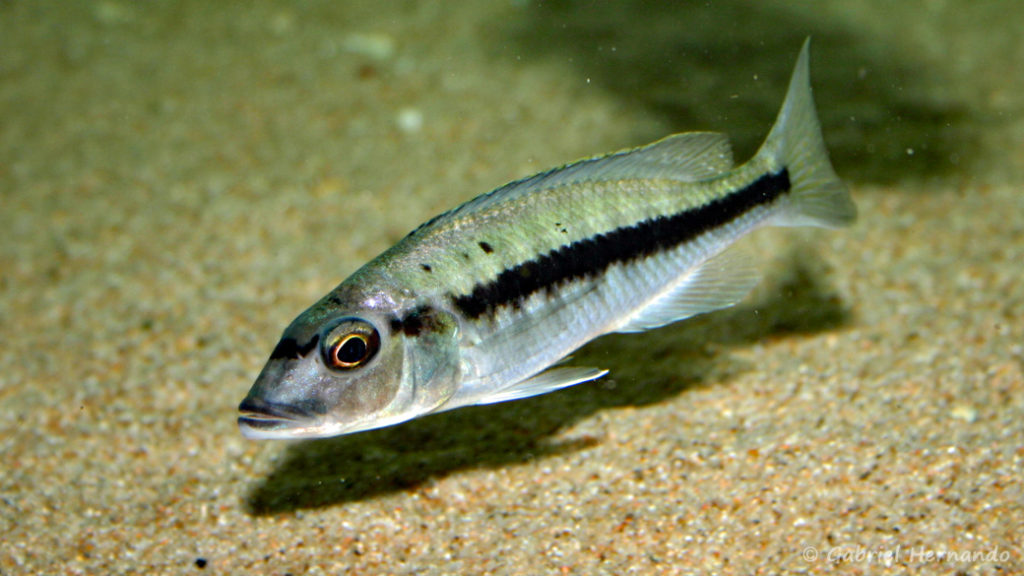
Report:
238,39,856,440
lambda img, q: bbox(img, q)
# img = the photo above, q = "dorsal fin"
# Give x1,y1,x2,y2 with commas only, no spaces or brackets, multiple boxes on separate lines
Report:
439,132,735,223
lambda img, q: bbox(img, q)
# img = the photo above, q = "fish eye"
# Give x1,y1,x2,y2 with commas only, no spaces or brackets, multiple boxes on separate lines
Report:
322,318,380,370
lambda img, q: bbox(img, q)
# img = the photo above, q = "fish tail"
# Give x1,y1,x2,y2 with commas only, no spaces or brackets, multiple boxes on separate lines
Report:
758,38,857,229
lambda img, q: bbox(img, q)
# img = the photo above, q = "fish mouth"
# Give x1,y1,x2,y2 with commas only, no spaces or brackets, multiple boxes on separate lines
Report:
237,397,320,440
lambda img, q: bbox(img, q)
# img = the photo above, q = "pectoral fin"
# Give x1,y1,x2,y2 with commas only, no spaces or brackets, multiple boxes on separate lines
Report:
474,366,609,405
615,244,760,334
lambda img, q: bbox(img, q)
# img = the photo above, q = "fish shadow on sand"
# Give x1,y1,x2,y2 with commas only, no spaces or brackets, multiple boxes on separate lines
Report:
244,245,851,515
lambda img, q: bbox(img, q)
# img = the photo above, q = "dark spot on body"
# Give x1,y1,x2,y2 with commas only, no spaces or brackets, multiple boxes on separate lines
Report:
421,263,433,273
195,557,207,569
462,252,471,261
401,315,425,336
479,241,494,254
391,305,444,337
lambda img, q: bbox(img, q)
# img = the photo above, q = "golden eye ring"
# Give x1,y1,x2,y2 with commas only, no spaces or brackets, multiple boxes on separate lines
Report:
330,334,369,368
322,318,380,370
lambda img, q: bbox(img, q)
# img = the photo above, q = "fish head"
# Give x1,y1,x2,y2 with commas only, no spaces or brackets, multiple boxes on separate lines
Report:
238,294,462,439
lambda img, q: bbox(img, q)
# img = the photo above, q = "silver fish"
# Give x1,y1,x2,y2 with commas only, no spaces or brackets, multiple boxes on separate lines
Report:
238,40,855,439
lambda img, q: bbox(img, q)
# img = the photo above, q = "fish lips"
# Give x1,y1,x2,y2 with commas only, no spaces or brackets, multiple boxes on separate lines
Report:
237,395,312,439
237,360,331,439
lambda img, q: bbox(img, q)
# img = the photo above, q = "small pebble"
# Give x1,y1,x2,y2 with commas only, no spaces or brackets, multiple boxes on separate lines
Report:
343,33,396,61
950,404,978,423
396,108,424,134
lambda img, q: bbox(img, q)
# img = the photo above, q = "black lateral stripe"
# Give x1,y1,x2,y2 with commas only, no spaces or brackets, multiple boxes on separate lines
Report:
452,168,791,319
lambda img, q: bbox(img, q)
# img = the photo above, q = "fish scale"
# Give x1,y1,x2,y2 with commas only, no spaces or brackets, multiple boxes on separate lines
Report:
238,39,856,439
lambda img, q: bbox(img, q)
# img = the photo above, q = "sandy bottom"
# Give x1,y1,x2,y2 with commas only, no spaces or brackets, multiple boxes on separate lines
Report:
2,1,1023,574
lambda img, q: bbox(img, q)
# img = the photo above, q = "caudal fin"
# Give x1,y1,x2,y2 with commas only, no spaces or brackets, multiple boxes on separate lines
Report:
758,38,857,229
